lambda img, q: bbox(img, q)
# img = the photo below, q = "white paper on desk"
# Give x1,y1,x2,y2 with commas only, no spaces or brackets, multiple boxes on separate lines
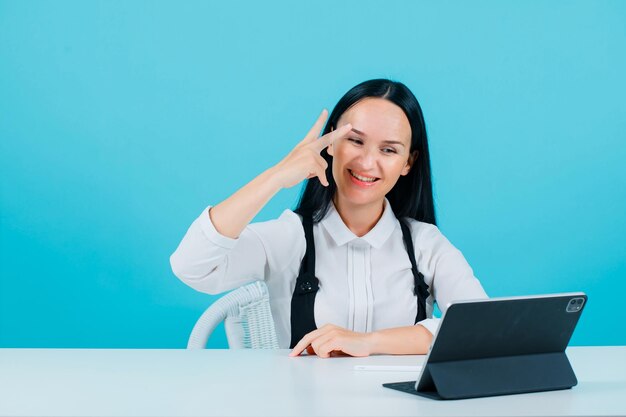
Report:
353,365,423,372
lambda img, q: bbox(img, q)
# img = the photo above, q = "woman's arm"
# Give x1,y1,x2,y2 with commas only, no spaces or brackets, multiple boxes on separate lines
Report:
170,110,352,293
209,110,352,238
289,324,433,358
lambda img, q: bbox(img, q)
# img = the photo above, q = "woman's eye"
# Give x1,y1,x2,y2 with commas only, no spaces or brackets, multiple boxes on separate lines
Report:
348,138,363,145
382,147,397,154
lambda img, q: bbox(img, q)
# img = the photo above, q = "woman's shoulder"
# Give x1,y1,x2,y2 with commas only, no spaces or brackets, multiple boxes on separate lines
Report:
400,217,441,238
400,217,453,251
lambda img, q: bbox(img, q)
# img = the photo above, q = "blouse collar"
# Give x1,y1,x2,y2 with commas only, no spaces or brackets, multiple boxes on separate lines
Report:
320,198,398,249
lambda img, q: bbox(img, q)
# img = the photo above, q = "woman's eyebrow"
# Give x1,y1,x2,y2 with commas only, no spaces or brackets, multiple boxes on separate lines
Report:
381,140,406,147
351,128,406,148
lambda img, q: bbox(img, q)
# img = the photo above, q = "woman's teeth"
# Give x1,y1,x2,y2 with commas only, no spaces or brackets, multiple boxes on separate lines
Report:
349,170,378,182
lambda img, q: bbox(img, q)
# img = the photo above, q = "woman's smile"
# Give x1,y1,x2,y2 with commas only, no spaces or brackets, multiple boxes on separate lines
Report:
347,169,380,187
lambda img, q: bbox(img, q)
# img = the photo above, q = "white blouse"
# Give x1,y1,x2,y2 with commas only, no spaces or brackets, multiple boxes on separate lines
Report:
170,199,487,348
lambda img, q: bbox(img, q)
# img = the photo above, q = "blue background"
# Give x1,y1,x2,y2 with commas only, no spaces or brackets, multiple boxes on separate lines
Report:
1,1,625,348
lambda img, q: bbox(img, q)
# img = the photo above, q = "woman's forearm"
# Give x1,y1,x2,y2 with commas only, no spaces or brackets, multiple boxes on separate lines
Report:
368,325,433,355
209,167,283,238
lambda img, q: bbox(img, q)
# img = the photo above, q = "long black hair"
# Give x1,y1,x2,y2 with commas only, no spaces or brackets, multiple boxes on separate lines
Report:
295,79,436,225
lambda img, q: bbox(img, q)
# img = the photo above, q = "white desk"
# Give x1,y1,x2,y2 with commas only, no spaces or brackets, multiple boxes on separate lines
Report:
0,346,624,417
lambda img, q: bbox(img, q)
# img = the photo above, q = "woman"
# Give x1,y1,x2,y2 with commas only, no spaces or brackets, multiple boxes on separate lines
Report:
170,79,487,357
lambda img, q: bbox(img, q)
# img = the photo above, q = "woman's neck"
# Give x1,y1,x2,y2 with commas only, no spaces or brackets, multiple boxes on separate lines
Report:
333,197,385,237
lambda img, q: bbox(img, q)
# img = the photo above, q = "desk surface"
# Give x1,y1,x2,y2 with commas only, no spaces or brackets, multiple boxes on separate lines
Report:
0,346,624,417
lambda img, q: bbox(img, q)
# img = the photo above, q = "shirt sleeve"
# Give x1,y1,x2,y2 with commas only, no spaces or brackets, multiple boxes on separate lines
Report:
169,206,305,294
410,221,488,336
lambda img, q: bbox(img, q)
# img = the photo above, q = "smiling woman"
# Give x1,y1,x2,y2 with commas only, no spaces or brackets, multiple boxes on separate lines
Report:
170,79,488,357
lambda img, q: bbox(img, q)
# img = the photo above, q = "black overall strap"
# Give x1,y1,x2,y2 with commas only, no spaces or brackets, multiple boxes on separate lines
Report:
289,213,319,348
399,219,430,324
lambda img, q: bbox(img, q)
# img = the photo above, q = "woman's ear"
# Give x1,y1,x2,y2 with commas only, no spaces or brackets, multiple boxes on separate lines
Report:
401,151,418,176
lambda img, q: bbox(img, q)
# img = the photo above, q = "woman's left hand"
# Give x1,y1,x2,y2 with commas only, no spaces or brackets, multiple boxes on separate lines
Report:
289,324,373,358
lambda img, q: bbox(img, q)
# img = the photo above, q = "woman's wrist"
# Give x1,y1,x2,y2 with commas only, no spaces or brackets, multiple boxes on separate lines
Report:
366,330,383,355
263,166,286,191
366,325,433,355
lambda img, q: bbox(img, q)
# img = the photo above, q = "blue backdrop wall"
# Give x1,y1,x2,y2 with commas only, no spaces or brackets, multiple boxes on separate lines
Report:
1,1,625,348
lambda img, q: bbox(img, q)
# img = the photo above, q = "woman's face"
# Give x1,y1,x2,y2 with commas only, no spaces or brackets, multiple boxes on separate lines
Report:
328,98,414,211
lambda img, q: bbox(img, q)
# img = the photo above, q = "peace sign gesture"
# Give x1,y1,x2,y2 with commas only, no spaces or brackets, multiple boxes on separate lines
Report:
272,109,352,189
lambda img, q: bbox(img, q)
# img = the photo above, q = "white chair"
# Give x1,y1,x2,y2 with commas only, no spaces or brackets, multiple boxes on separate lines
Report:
187,280,279,349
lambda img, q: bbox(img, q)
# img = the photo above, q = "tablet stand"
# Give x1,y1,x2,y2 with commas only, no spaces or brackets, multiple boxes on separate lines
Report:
385,351,578,400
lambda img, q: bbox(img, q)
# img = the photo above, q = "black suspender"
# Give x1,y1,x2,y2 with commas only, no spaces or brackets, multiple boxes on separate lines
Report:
289,214,430,348
399,219,430,324
289,215,319,348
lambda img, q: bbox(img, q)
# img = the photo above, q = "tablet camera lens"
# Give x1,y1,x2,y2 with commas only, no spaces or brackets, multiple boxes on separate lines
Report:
567,298,584,312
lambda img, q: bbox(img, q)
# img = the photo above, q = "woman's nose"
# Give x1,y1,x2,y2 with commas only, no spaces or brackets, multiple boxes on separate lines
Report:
355,147,377,169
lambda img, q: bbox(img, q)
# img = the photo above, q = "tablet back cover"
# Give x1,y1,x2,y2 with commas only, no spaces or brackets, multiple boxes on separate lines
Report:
414,293,587,399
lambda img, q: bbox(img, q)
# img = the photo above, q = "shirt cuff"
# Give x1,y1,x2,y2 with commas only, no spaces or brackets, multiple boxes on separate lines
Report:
417,318,441,337
197,205,238,250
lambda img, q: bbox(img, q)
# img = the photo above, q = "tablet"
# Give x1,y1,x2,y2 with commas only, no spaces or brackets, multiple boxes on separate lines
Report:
383,292,587,400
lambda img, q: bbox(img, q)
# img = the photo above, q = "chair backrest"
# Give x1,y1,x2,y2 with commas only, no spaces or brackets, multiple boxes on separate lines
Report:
187,280,279,349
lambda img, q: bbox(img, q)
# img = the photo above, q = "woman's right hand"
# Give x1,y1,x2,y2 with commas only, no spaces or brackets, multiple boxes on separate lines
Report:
269,109,352,189
207,110,351,239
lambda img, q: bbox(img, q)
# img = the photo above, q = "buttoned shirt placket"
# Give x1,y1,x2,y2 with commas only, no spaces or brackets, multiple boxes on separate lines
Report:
347,240,374,333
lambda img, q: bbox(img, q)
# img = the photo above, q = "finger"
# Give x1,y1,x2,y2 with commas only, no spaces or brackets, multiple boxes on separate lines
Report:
289,326,331,357
312,122,352,152
313,162,329,187
289,340,307,357
312,334,338,359
303,109,329,142
318,172,329,187
303,155,328,184
294,109,328,149
304,158,327,183
318,342,342,359
289,330,321,357
317,334,348,359
315,154,329,172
